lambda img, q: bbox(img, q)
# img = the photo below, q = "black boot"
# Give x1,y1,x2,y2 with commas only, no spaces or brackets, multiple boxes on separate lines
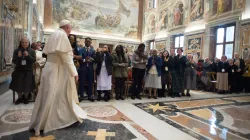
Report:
104,91,110,102
158,89,162,97
120,84,125,100
97,91,102,101
23,98,29,104
167,89,172,97
186,90,191,97
15,98,22,105
175,92,181,97
181,93,186,96
116,94,120,100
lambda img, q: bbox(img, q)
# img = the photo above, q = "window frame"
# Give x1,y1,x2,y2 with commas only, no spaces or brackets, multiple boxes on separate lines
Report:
149,0,157,9
174,34,184,53
215,23,236,59
153,0,157,8
149,40,155,50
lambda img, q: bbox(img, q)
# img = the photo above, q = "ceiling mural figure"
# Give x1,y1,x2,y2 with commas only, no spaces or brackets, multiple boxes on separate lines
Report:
236,0,245,9
145,14,156,34
52,0,139,39
190,0,204,22
213,0,232,15
173,2,184,27
157,8,168,31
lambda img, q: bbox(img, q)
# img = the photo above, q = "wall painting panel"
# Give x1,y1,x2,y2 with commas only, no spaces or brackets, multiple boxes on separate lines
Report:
52,0,139,39
157,8,168,31
190,0,204,22
240,23,250,61
213,0,232,15
186,34,204,62
173,2,184,27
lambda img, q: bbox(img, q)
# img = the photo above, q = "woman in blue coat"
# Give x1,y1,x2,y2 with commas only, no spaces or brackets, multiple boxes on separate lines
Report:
145,49,162,99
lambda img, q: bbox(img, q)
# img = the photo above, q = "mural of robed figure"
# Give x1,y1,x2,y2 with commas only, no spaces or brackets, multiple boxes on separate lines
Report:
78,37,96,102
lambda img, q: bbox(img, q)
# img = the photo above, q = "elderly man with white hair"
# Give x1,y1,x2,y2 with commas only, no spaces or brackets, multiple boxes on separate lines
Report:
29,20,87,136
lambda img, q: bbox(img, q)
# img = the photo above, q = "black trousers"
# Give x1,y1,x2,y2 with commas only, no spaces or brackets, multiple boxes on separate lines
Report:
158,84,169,97
131,68,145,97
228,74,237,92
235,73,244,92
115,78,126,97
244,77,250,93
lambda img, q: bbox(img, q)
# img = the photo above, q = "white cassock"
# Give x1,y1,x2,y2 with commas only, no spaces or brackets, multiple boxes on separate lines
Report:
34,50,46,84
97,55,112,90
29,28,87,136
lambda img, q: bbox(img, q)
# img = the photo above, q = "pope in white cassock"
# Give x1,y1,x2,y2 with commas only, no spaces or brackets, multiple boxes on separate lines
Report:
29,20,87,136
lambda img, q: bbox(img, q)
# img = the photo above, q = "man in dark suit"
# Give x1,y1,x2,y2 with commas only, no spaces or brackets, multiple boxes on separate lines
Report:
234,53,245,93
77,37,96,102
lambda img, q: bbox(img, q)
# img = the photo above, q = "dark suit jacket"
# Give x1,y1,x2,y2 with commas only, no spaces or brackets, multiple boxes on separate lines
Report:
234,58,245,74
79,47,95,71
174,55,187,74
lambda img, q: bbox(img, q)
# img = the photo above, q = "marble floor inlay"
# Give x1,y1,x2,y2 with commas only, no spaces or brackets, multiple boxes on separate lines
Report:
135,95,250,140
1,90,250,140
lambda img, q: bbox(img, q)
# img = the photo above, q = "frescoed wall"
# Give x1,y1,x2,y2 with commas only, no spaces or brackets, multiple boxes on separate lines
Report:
213,0,232,15
157,8,168,31
145,14,156,34
186,34,204,62
190,0,204,22
155,41,166,51
172,2,184,27
240,23,250,61
52,0,139,39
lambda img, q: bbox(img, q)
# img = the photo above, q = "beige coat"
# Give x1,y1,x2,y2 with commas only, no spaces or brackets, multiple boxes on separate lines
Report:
112,51,128,78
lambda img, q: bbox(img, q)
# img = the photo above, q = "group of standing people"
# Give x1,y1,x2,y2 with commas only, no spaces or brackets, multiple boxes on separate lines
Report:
201,54,250,94
69,36,198,102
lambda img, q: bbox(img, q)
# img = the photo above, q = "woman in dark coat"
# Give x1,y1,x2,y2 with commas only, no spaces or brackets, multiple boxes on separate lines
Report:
168,48,176,98
159,50,171,97
184,54,197,96
228,59,238,93
95,45,113,101
173,48,187,97
10,37,36,105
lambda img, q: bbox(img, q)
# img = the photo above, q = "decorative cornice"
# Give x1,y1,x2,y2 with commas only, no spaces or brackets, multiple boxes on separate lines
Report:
240,18,250,25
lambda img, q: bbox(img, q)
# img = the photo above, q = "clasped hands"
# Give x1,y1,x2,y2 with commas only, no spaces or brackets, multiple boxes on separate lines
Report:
118,63,126,67
85,56,94,62
18,51,28,57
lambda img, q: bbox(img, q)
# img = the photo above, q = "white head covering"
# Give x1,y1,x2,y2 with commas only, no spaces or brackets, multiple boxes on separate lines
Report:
59,20,70,27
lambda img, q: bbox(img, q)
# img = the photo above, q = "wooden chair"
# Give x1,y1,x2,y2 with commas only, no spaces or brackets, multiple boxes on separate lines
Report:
125,67,133,98
206,72,217,92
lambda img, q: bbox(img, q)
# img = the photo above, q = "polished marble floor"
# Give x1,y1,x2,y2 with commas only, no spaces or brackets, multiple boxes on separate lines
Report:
0,90,250,140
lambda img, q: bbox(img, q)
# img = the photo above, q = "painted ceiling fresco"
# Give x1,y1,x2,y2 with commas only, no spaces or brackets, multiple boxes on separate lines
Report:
52,0,139,39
